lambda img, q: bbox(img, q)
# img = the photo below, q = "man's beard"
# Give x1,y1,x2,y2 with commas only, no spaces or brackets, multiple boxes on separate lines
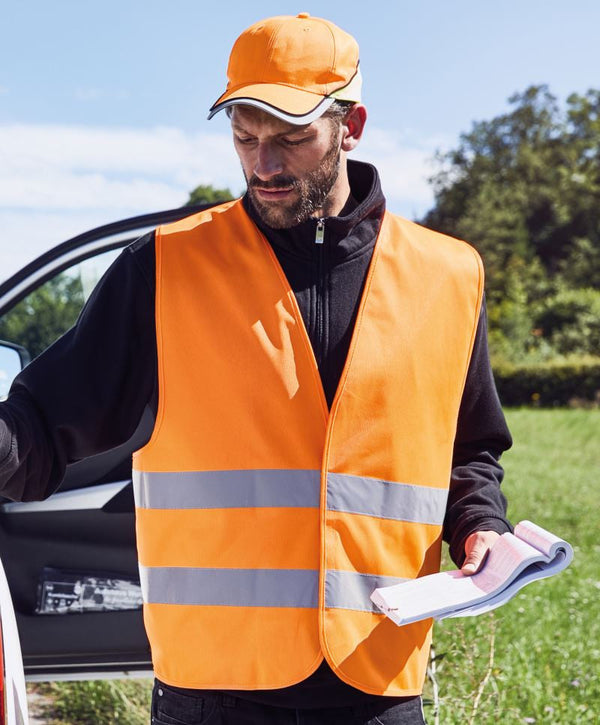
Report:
245,136,341,229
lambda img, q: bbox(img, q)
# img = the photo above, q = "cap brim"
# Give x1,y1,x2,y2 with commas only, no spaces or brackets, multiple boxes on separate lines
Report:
208,83,335,125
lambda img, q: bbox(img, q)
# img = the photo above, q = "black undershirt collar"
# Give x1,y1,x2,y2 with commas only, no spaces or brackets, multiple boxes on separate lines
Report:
242,159,386,262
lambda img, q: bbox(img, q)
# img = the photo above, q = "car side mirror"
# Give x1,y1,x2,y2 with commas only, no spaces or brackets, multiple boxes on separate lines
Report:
0,341,30,400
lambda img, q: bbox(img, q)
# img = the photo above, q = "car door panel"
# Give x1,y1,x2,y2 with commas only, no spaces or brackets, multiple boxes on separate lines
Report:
0,204,215,679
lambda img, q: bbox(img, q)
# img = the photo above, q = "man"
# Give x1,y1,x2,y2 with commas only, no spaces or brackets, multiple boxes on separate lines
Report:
0,14,512,725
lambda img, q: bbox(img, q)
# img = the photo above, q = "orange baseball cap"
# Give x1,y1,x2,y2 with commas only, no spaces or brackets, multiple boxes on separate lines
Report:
208,13,361,125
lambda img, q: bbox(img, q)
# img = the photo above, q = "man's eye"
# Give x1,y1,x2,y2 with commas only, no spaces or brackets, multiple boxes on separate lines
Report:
282,138,307,146
236,136,255,145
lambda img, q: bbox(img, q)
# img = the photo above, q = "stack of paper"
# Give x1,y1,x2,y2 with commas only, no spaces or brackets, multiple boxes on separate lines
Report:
370,521,573,626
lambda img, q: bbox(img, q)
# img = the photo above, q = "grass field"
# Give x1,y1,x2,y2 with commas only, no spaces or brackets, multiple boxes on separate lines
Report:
423,408,600,724
28,408,600,724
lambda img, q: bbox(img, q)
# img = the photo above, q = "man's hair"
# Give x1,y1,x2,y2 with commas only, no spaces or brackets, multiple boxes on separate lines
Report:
322,100,355,124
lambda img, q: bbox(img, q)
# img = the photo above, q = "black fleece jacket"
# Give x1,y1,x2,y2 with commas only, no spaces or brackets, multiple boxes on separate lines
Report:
0,159,512,708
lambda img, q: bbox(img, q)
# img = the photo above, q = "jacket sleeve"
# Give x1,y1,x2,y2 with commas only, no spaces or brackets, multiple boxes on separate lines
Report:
443,296,513,565
0,233,157,502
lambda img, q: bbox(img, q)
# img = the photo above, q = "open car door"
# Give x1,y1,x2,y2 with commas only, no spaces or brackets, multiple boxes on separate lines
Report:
0,204,215,682
0,557,28,724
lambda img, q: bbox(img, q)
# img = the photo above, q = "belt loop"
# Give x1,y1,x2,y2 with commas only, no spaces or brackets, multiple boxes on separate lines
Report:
221,694,237,708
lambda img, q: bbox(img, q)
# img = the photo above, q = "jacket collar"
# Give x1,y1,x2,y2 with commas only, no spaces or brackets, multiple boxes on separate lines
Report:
242,160,386,262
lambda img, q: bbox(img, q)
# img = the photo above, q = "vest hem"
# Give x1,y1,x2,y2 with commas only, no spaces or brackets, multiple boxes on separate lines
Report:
318,650,425,698
151,652,325,692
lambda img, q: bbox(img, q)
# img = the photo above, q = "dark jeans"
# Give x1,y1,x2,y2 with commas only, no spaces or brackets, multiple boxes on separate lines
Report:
151,681,427,725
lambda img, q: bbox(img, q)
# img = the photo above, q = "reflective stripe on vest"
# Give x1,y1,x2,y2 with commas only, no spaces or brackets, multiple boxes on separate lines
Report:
327,472,448,525
133,469,320,510
134,468,444,613
139,565,405,613
132,200,483,693
133,469,447,525
139,565,319,608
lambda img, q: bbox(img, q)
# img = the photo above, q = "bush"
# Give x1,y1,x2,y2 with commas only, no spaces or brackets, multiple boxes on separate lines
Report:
493,357,600,406
535,287,600,356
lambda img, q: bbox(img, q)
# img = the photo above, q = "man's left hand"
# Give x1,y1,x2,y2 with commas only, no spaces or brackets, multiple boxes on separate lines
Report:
461,530,500,576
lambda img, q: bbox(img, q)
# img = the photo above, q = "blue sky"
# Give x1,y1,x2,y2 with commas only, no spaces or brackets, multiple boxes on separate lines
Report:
1,0,599,279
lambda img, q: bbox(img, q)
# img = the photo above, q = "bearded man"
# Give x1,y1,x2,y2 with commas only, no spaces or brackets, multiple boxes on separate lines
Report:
0,14,512,725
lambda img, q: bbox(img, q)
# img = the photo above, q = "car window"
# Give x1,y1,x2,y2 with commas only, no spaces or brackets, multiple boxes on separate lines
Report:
0,345,22,400
0,248,120,361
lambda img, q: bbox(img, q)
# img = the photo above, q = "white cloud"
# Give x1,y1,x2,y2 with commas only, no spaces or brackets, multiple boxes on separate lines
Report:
0,121,443,283
0,123,247,282
0,123,245,210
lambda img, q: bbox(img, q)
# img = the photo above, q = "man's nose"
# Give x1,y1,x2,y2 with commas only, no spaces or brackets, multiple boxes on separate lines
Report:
253,142,283,181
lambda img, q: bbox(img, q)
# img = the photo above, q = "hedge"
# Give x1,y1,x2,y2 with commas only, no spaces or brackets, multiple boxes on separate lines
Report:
492,357,600,407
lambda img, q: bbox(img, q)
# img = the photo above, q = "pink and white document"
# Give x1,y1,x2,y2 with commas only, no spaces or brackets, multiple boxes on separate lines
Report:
370,521,573,626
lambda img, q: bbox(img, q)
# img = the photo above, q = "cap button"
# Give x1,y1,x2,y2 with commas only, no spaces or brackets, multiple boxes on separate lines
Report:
296,12,310,18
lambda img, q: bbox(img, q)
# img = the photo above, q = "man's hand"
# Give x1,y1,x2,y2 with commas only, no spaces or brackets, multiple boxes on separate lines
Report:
461,530,500,576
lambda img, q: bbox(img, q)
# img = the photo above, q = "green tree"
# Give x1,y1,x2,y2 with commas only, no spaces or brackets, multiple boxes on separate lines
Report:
0,273,84,360
185,184,234,206
422,85,600,363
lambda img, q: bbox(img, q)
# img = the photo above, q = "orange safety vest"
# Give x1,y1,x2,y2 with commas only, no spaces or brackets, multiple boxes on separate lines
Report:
132,199,483,695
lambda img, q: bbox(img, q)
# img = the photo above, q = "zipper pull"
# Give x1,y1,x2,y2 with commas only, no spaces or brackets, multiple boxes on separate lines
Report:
315,219,325,245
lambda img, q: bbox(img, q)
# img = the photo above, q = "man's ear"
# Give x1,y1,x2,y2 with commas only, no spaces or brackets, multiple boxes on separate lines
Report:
340,104,367,152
